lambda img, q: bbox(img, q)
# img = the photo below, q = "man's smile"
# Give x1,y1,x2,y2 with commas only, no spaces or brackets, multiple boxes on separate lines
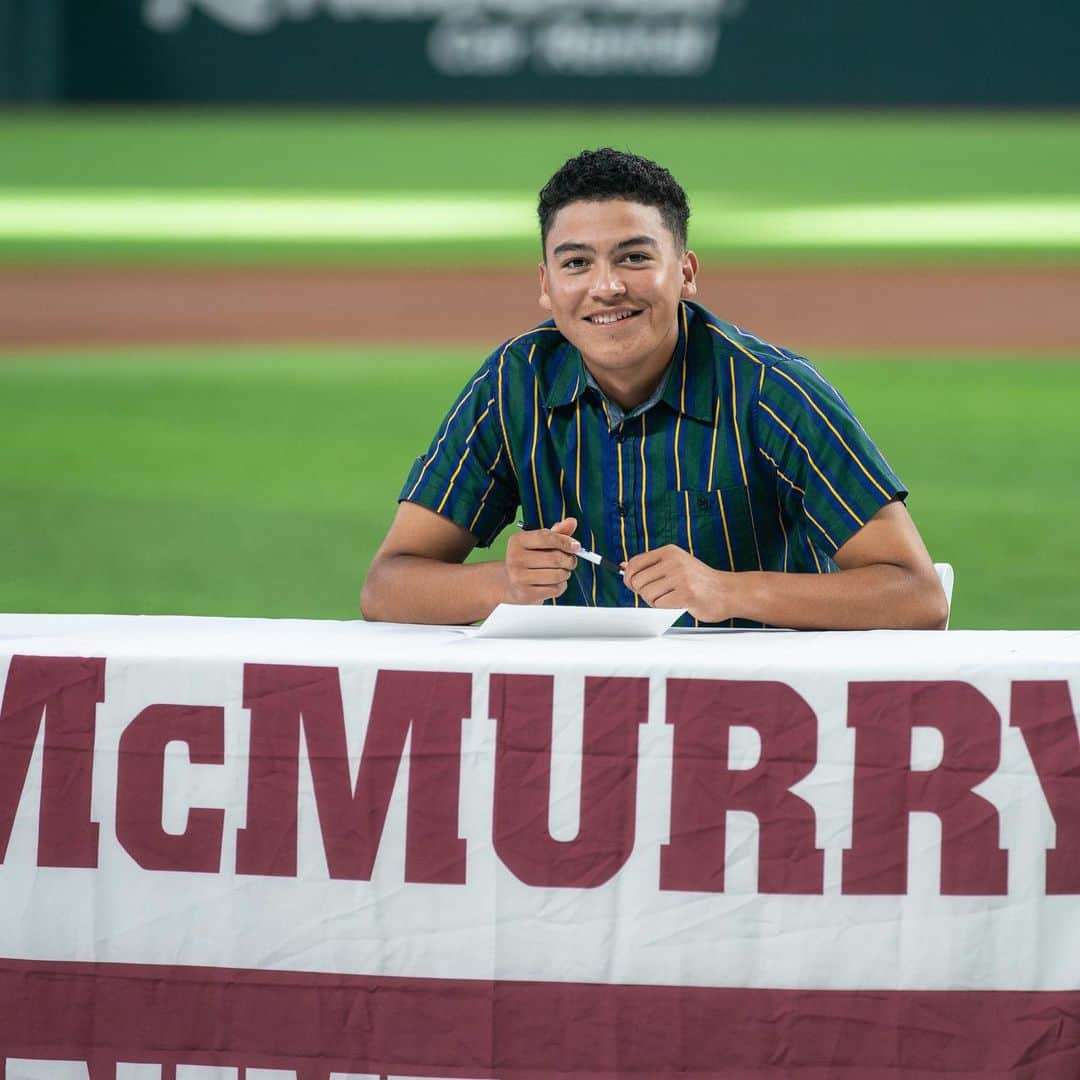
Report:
585,308,642,326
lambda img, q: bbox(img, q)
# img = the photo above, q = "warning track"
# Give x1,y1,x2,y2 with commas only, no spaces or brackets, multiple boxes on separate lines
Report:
3,265,1079,351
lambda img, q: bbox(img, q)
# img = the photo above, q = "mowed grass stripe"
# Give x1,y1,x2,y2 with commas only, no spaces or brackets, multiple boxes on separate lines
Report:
3,192,1080,247
0,192,535,241
3,111,1077,207
1,347,1077,628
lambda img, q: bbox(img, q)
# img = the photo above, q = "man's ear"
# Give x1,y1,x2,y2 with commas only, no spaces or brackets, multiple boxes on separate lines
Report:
680,250,700,298
538,260,552,312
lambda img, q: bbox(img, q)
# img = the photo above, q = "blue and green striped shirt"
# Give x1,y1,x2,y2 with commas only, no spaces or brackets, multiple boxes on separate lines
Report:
401,301,906,625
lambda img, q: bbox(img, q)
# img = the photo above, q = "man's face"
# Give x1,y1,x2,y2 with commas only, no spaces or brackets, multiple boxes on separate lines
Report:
539,199,698,388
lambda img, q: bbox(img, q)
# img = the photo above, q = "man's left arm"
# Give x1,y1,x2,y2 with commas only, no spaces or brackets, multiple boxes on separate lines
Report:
623,355,948,629
622,500,948,629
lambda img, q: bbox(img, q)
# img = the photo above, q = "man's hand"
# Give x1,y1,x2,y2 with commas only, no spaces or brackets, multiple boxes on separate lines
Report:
622,545,731,622
619,503,948,630
505,517,580,605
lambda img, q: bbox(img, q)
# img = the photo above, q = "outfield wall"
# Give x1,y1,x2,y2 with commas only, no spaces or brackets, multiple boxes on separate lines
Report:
3,0,1079,105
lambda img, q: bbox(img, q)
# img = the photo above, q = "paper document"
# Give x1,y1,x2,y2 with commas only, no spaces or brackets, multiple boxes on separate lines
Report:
471,603,686,639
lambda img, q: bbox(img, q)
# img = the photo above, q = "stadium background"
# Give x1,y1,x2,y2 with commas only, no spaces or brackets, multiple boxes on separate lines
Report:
1,0,1078,629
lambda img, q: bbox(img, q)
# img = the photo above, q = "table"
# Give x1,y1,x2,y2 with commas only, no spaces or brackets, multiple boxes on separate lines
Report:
2,614,1079,1078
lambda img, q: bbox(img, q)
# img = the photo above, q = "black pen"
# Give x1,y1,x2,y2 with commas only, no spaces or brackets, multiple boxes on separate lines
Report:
515,521,623,576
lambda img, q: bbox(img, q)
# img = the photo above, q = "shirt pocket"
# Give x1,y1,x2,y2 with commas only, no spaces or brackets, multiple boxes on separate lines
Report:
660,485,760,573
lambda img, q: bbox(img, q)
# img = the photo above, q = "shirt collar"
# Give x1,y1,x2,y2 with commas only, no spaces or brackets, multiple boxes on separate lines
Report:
658,300,716,422
539,326,588,409
540,301,714,421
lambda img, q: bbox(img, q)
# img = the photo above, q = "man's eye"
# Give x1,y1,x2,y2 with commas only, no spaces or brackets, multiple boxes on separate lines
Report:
623,252,650,264
562,258,587,270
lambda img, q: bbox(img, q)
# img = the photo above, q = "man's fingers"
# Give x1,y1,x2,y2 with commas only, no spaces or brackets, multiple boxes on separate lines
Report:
533,580,568,598
632,576,676,606
622,550,664,580
511,580,568,604
516,528,580,555
645,588,681,608
513,551,577,572
520,568,574,587
624,564,669,593
623,556,669,593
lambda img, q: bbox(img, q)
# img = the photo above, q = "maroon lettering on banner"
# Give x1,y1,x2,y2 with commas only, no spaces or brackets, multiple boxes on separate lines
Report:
236,665,471,883
844,681,1008,896
6,960,1080,1078
115,704,225,873
660,679,824,894
1012,680,1080,895
490,673,648,888
0,654,103,868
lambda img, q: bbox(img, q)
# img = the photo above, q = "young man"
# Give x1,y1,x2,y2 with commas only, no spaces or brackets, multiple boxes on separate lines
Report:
361,149,947,629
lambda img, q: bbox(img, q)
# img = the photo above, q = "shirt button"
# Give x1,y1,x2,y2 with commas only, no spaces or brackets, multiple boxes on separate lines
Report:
617,502,628,518
697,495,711,512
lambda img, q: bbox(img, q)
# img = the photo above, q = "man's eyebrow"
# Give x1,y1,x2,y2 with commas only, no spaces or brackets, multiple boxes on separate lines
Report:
550,235,661,257
551,241,595,257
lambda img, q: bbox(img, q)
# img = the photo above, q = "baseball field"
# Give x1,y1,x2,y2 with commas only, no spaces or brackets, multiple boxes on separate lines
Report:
2,109,1078,628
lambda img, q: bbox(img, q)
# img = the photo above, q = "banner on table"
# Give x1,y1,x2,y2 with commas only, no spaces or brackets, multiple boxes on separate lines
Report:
2,642,1080,1075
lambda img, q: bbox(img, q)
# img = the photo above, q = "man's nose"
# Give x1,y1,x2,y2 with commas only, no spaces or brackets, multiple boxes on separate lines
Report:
588,265,626,299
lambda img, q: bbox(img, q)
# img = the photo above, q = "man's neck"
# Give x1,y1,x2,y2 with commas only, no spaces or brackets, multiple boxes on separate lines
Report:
583,323,680,413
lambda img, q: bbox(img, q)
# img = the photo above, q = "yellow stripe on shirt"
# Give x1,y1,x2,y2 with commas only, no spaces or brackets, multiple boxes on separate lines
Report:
707,393,720,487
468,444,504,533
727,355,763,569
707,322,765,369
575,396,582,511
757,447,807,495
717,489,737,628
730,355,750,488
775,488,790,572
716,489,736,571
773,367,891,500
616,436,637,606
683,489,699,627
674,305,689,489
436,399,494,513
804,509,838,553
492,329,560,482
529,364,544,527
640,413,650,550
406,370,487,500
758,402,865,528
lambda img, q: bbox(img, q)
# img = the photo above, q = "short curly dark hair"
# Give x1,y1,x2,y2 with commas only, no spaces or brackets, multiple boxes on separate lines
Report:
537,148,690,255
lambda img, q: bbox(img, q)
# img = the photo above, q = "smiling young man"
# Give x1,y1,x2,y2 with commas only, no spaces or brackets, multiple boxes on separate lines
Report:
361,148,948,629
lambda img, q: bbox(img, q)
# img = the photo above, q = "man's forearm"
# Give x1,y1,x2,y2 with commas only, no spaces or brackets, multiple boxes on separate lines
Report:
360,555,507,625
726,563,948,630
622,503,948,629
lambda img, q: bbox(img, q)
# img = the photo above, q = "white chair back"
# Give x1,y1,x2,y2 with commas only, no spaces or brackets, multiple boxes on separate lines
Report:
933,562,954,629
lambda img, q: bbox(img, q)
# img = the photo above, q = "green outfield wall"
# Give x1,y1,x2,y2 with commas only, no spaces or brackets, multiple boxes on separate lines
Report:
3,0,1079,105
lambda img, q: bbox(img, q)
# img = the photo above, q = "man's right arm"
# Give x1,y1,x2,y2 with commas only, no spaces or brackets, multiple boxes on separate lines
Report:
360,502,580,625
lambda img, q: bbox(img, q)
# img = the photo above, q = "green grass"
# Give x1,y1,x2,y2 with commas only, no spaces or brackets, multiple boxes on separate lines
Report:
2,346,1076,628
0,348,469,619
2,109,1079,263
4,109,1077,200
816,355,1080,630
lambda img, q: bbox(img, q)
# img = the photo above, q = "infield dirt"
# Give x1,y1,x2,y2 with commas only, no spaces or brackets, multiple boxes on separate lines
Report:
3,265,1079,350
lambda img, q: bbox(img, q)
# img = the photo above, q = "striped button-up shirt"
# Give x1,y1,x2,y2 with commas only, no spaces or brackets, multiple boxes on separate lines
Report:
401,300,905,626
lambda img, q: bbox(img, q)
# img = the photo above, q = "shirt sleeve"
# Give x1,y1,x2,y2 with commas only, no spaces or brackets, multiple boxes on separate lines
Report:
399,353,518,547
753,357,907,556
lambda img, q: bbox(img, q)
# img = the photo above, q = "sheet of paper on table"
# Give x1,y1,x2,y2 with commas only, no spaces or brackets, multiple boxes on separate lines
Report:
470,603,687,639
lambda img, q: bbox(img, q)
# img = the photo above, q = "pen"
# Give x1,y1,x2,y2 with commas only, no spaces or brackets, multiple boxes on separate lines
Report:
515,521,623,576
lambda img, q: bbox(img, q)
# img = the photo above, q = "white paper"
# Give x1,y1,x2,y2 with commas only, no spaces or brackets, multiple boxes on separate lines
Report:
470,602,686,639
